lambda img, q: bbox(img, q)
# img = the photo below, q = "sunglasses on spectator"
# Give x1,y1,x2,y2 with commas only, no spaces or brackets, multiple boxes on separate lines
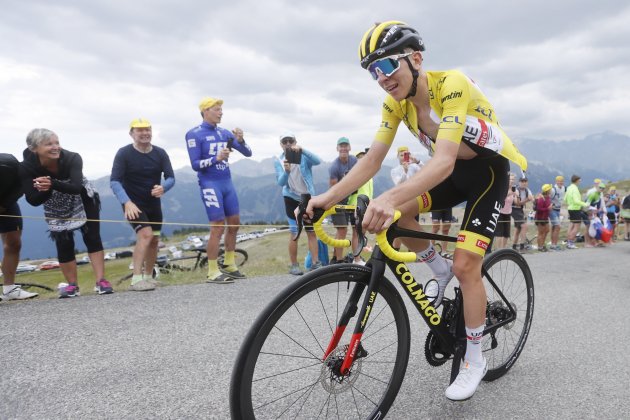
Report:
367,52,413,80
281,138,295,145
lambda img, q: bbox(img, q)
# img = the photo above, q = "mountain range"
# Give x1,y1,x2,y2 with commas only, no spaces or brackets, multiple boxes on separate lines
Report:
10,131,630,260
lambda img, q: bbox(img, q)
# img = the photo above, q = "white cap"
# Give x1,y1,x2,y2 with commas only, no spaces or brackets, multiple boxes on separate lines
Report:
279,131,296,141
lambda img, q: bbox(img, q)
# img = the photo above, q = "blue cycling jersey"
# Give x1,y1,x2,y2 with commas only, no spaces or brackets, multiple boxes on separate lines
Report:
185,121,252,181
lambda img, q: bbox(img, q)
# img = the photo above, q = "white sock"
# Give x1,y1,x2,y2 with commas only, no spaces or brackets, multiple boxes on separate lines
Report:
417,244,449,278
465,324,485,365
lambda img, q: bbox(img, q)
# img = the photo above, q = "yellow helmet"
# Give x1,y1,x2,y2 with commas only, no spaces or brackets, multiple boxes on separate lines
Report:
542,184,552,193
358,21,425,69
129,118,151,129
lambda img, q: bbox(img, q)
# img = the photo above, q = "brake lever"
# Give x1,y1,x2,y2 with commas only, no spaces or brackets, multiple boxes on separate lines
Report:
294,194,325,241
354,194,370,256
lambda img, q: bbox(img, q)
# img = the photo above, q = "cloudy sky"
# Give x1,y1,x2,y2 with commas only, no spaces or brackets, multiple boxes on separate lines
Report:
2,0,629,178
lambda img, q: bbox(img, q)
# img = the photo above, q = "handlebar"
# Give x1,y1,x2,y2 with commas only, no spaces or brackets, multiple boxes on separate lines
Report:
295,195,418,263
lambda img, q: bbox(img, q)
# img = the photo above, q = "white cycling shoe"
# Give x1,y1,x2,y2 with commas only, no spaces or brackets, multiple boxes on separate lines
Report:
445,358,487,401
424,259,454,307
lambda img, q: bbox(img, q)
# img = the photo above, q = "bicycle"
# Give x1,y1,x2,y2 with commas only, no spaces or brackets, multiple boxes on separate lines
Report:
116,246,249,283
230,195,534,419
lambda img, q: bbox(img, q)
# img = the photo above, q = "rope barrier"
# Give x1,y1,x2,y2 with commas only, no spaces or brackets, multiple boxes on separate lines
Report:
0,213,621,229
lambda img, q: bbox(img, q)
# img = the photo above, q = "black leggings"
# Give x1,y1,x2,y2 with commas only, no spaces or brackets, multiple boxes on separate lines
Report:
54,191,104,263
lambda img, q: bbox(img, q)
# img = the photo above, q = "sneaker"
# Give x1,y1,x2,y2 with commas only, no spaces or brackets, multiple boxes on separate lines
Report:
353,258,366,266
147,278,165,287
128,279,156,291
206,273,235,284
58,283,80,298
445,358,488,401
94,279,114,295
221,269,246,279
566,242,578,249
289,264,303,276
424,259,454,308
309,261,323,271
1,285,38,301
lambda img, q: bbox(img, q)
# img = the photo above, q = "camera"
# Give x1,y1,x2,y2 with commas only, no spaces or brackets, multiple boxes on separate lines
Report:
403,151,410,163
285,148,302,164
511,185,516,192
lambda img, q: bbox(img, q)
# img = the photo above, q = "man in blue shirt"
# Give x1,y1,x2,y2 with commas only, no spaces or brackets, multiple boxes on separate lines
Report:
273,131,322,275
111,118,175,291
329,137,358,263
185,97,252,284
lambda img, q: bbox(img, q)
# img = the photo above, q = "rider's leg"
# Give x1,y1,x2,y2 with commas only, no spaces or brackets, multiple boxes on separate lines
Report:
206,221,225,279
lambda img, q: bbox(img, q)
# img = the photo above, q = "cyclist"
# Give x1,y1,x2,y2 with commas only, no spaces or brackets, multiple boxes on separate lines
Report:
305,21,527,401
186,97,252,284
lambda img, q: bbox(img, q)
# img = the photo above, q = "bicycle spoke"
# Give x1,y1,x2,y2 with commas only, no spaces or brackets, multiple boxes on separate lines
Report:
315,288,335,334
253,361,321,383
293,303,326,355
272,325,321,360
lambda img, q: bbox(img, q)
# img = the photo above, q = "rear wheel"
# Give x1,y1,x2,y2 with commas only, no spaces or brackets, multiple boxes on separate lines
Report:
215,248,248,268
481,248,534,381
230,265,411,419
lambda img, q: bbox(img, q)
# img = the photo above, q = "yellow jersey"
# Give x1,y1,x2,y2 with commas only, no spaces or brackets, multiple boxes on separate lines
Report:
375,69,527,171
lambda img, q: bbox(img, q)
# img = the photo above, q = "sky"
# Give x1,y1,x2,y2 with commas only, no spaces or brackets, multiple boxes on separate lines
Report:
2,0,630,179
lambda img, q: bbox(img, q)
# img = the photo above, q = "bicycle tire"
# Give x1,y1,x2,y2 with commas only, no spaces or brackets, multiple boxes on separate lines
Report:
230,265,411,419
215,248,248,268
481,248,534,381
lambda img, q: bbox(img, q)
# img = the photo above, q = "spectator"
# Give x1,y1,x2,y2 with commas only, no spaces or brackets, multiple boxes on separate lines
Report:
390,146,422,185
390,146,423,250
273,131,322,275
329,137,358,263
534,184,553,252
185,98,252,284
564,174,591,249
431,208,453,254
604,185,620,241
621,193,630,241
511,177,533,252
0,153,38,301
111,118,175,291
549,175,566,250
584,178,601,201
347,148,373,265
494,173,516,249
585,182,607,247
21,129,112,298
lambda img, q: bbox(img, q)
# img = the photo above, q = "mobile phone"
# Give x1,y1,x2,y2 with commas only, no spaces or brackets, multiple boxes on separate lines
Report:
403,151,410,163
285,148,302,164
227,138,234,150
511,185,516,192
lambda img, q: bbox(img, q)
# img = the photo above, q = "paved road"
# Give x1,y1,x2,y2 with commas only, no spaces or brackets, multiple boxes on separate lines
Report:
1,242,628,419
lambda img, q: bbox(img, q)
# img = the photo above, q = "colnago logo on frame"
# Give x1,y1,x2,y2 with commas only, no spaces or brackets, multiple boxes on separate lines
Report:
395,263,441,325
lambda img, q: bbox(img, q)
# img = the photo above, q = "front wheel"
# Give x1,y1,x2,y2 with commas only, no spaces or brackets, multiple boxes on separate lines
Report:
230,265,411,419
482,248,535,381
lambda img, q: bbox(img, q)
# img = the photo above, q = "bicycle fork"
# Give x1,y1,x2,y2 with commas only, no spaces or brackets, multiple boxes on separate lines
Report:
322,260,385,375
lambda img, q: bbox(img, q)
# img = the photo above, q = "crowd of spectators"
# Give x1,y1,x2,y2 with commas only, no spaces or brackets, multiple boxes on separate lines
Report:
3,114,629,300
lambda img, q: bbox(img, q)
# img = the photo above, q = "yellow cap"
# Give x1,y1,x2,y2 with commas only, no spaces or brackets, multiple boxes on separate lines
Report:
542,184,552,193
199,97,223,111
609,185,616,191
594,178,601,183
555,175,564,181
397,146,409,153
129,118,151,129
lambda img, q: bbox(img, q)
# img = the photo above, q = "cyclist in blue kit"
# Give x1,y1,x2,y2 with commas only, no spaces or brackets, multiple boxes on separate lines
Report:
186,97,252,284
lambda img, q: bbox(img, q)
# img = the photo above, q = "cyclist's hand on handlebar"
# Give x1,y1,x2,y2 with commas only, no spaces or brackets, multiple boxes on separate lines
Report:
300,192,335,221
362,195,396,234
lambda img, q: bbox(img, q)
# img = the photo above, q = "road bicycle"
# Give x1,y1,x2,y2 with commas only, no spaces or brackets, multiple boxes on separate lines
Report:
116,246,248,283
230,195,534,419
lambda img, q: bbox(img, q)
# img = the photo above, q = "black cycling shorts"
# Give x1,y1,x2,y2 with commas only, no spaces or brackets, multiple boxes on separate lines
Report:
415,154,509,256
